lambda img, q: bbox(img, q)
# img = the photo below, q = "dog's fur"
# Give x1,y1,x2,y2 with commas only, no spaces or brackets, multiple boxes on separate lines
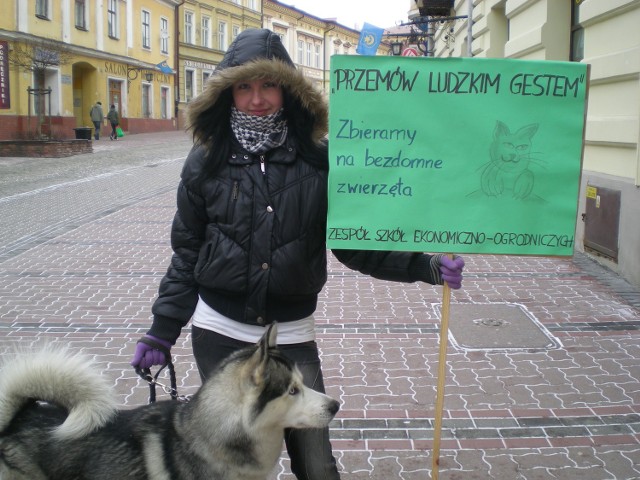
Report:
0,324,339,480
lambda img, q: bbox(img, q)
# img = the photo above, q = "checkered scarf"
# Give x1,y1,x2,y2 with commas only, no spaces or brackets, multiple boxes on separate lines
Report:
230,106,288,154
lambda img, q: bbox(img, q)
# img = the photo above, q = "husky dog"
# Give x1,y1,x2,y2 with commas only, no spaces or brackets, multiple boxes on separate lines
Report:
0,324,339,480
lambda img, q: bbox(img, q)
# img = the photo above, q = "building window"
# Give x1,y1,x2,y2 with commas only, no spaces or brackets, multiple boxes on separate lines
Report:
232,25,240,41
36,0,49,18
218,22,228,51
297,40,304,64
203,71,211,89
202,16,211,48
108,80,122,115
273,26,287,46
315,44,321,68
247,0,256,10
185,69,194,101
142,10,151,49
160,17,169,54
570,1,584,62
142,84,151,118
184,11,194,45
107,0,118,39
306,42,312,66
75,0,86,29
161,86,169,119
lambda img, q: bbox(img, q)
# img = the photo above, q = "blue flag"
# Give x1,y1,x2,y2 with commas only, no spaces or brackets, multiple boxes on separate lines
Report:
156,61,174,74
356,23,384,56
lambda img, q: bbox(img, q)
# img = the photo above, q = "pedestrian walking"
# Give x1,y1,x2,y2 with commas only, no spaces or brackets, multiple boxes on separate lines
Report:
106,104,120,140
130,28,465,480
89,101,104,140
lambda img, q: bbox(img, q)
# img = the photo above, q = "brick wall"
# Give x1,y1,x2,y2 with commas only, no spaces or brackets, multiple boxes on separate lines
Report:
0,139,93,158
0,115,81,141
124,117,176,134
0,115,176,140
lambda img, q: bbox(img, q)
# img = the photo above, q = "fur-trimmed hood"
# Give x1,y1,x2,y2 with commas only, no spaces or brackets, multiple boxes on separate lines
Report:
186,29,328,146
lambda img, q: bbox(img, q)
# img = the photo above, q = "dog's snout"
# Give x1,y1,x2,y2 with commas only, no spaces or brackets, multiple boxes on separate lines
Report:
328,400,340,416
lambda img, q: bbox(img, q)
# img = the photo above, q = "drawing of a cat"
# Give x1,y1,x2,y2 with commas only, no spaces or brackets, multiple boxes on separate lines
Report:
480,121,540,200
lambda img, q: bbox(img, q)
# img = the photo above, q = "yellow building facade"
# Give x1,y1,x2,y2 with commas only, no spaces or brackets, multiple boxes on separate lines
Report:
173,0,388,123
264,0,390,94
0,0,395,140
0,0,181,140
175,0,262,127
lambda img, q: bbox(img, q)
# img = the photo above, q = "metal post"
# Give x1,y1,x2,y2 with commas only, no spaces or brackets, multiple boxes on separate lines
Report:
466,0,473,57
47,87,52,136
27,87,32,134
428,21,436,57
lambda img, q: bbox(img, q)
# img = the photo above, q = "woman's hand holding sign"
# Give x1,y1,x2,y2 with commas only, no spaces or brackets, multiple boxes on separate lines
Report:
431,254,465,289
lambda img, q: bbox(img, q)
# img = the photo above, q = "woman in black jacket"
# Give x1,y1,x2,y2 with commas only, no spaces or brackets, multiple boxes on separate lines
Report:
131,29,464,480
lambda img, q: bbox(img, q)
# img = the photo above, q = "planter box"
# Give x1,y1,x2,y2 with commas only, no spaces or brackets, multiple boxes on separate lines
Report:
73,127,93,140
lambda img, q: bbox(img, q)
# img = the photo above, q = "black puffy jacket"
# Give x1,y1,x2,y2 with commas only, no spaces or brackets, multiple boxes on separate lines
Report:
149,29,440,343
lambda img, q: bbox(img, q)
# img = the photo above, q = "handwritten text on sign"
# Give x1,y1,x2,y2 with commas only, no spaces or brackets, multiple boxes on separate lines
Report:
326,56,588,256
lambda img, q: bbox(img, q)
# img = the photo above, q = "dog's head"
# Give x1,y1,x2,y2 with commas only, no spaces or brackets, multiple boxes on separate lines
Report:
233,323,340,430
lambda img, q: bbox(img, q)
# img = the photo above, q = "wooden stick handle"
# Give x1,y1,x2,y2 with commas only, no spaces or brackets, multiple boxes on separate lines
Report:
431,261,453,479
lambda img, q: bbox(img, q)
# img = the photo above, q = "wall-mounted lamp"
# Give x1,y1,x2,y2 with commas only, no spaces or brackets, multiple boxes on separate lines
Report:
127,67,154,82
126,66,154,92
391,41,404,56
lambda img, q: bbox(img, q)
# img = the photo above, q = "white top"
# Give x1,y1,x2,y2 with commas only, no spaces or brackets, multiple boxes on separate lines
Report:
191,296,316,344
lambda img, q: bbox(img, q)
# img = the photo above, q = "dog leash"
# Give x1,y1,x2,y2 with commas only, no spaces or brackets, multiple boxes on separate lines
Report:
134,337,191,403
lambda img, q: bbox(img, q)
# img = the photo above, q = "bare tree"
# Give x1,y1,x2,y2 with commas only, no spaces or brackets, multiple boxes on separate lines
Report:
8,37,72,137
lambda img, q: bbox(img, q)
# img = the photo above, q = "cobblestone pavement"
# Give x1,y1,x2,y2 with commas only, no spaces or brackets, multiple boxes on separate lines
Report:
0,131,189,262
1,132,639,479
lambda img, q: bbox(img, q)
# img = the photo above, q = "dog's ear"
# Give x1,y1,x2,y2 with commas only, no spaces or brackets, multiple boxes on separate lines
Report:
265,322,278,349
251,322,278,386
255,322,278,353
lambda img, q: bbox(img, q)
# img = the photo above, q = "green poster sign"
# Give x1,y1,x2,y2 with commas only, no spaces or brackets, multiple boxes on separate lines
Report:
327,55,588,256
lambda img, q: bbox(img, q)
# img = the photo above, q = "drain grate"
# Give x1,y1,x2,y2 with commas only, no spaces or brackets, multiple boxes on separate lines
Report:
439,303,560,351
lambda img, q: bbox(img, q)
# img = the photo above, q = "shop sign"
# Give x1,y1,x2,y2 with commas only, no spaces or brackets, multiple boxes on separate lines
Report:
184,60,215,70
104,61,129,77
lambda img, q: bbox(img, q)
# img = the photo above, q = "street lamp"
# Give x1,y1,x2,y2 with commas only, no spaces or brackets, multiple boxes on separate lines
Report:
414,0,454,17
391,41,404,56
389,7,468,57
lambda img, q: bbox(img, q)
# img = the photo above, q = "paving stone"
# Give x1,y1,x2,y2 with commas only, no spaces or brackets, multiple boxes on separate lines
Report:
1,132,640,479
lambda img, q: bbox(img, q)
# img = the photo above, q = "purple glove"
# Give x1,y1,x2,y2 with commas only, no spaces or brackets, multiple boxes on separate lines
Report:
431,254,465,290
130,335,172,369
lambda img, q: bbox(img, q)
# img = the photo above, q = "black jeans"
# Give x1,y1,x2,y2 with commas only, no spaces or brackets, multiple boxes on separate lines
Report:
192,325,341,480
